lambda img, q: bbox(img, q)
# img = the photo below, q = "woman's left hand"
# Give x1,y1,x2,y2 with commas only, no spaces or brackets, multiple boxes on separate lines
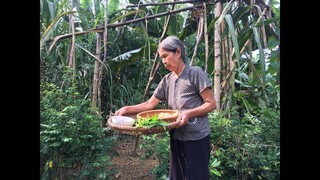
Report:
176,111,190,128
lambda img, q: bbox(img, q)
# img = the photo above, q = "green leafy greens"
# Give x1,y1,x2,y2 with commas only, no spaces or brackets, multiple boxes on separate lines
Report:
135,114,169,130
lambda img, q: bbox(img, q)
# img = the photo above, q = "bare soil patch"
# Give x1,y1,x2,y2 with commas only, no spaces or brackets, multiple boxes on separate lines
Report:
107,134,159,180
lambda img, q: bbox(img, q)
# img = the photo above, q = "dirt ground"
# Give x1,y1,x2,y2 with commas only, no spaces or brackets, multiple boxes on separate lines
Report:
106,134,159,180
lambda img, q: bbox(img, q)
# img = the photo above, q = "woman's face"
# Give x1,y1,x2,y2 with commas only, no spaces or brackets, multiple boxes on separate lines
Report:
158,47,181,71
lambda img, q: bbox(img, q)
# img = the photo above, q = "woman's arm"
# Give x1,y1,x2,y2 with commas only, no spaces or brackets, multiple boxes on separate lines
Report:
176,87,216,128
114,95,160,116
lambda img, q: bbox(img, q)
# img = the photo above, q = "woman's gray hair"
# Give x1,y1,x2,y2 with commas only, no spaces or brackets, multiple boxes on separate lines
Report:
158,35,186,63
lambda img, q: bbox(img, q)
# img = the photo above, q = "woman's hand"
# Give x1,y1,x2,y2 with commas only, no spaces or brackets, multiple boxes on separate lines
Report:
176,110,190,128
114,106,127,116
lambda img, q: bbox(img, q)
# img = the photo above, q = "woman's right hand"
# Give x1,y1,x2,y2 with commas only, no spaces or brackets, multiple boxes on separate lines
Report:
114,106,127,116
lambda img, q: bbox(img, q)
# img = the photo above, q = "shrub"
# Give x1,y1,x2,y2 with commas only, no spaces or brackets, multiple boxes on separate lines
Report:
40,82,114,179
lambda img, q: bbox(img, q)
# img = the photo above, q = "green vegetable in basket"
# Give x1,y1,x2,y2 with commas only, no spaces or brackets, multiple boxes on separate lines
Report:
135,114,169,129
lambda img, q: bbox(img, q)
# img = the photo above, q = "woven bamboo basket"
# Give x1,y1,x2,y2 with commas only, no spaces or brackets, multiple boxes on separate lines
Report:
136,109,179,123
107,113,180,135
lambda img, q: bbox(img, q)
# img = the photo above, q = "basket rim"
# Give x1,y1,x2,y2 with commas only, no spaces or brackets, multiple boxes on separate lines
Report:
107,116,180,135
136,109,179,120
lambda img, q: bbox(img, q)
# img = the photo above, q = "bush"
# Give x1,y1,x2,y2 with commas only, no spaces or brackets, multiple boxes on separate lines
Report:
40,82,114,179
208,106,280,179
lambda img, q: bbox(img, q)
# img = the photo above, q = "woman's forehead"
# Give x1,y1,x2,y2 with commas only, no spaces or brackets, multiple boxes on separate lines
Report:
158,48,171,56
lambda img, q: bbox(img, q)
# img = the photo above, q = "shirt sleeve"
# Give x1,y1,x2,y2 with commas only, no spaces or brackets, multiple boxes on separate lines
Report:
153,76,166,101
189,66,212,93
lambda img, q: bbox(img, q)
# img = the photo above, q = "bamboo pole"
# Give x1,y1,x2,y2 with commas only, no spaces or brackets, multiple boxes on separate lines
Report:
127,0,206,8
47,4,208,53
203,1,209,72
142,2,177,102
92,33,102,109
214,0,222,110
98,0,110,126
66,1,76,70
220,7,269,91
189,9,203,66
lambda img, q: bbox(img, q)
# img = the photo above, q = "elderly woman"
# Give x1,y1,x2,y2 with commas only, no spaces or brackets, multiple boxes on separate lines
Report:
115,35,216,180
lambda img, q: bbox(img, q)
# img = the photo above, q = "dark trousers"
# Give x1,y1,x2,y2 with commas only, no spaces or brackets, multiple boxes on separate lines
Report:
169,134,211,180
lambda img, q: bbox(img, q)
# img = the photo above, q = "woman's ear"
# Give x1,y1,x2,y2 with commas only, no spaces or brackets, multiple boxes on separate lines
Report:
176,48,181,58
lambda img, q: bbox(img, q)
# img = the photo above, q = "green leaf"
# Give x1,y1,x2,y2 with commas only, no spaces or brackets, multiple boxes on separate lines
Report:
210,169,222,177
112,47,142,61
50,142,61,147
109,0,120,16
62,137,73,142
40,11,76,48
109,10,145,25
225,14,240,62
